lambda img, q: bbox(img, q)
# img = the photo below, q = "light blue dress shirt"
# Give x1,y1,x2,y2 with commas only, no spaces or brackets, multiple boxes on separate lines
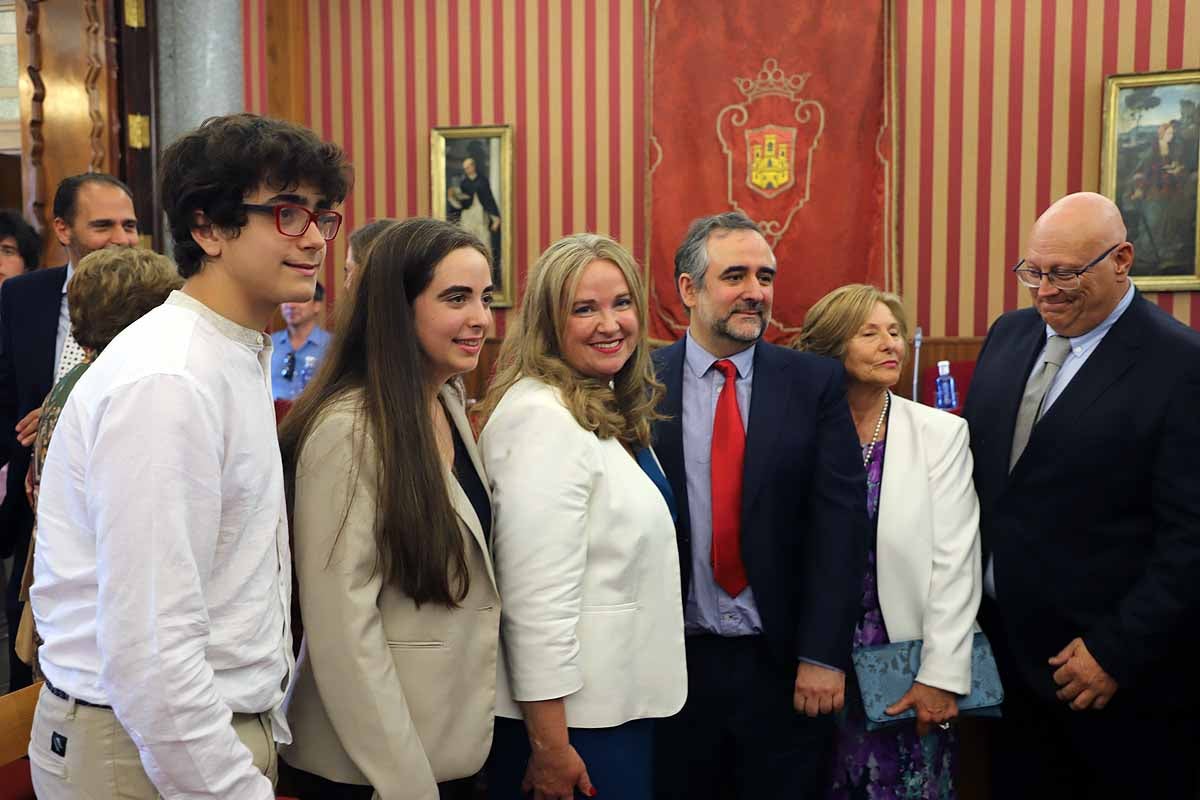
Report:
1039,281,1135,414
270,326,331,400
984,282,1135,599
680,332,763,636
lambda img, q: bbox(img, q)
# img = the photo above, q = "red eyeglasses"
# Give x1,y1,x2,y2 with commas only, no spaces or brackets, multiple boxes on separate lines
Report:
241,203,343,240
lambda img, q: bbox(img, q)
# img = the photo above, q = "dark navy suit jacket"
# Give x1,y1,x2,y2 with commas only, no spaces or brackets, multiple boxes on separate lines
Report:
963,293,1200,708
0,265,67,558
652,337,868,671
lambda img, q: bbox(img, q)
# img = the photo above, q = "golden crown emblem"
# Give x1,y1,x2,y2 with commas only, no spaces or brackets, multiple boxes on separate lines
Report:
733,58,811,102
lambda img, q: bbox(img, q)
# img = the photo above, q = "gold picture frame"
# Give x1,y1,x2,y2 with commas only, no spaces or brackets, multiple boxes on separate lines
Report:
1100,70,1200,291
431,124,515,307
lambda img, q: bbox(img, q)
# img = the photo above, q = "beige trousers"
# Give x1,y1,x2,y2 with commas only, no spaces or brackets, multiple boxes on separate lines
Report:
28,684,278,799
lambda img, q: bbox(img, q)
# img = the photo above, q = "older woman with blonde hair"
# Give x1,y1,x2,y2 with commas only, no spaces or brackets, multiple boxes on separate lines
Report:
477,233,686,800
793,285,982,800
17,246,183,671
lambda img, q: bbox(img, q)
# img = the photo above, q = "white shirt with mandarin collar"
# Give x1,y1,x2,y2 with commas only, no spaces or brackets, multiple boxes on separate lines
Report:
33,291,293,800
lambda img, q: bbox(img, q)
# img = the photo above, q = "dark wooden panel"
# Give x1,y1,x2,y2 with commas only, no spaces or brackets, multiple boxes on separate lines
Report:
17,0,120,265
0,154,21,210
896,336,984,402
115,0,160,250
264,0,309,124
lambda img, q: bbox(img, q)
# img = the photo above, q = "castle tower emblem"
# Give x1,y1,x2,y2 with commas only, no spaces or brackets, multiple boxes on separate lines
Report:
746,125,795,198
716,58,826,244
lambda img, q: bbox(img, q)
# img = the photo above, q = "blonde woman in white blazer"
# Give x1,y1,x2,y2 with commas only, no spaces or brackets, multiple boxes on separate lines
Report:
477,234,686,800
794,285,981,800
277,219,500,800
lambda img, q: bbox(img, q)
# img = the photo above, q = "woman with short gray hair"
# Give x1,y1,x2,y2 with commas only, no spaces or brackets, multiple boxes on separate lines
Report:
795,284,982,800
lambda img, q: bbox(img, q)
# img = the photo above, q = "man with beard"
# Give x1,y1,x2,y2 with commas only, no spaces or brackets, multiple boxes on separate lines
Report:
651,212,866,798
0,174,137,691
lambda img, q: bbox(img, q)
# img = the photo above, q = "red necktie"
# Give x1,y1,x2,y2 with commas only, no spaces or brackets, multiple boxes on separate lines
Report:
710,359,748,597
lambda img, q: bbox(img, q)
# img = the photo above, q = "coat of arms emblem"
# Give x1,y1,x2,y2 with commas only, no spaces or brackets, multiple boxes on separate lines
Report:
745,125,796,198
716,59,826,244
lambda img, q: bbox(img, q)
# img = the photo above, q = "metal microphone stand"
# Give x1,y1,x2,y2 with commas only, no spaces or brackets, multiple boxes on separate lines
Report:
911,326,923,402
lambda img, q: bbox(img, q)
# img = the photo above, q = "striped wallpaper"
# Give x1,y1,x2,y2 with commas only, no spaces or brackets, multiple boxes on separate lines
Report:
897,0,1200,336
244,2,1200,335
243,0,647,324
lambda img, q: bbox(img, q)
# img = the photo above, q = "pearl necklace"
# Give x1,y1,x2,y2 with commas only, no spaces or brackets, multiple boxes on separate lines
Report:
862,391,890,468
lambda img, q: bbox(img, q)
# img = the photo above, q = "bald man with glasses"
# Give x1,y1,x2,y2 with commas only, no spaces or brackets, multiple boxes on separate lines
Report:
963,192,1200,799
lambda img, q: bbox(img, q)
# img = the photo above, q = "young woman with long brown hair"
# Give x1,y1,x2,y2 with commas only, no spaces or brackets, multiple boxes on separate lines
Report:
277,217,500,800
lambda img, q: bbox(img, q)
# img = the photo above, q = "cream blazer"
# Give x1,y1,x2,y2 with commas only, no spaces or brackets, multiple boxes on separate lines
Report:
479,378,687,728
876,393,983,695
280,384,500,800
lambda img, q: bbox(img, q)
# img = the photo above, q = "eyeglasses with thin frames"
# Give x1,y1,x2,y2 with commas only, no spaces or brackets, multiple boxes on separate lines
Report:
1011,242,1122,290
242,203,343,241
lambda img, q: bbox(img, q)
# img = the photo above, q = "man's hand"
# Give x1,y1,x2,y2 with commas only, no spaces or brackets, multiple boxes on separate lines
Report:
885,681,959,736
1049,637,1118,710
793,661,845,717
15,406,41,447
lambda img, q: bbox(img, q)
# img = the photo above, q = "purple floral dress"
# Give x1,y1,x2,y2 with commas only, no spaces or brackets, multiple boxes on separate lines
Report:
827,439,958,800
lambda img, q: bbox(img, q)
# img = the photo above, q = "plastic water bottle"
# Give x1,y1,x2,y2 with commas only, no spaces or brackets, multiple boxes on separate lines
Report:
934,360,958,410
299,355,318,389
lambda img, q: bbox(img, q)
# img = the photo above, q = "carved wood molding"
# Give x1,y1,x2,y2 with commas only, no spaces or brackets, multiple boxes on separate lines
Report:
83,0,106,171
21,0,45,232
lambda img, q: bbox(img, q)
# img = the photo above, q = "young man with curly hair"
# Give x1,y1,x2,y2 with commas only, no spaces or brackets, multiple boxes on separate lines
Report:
28,114,352,800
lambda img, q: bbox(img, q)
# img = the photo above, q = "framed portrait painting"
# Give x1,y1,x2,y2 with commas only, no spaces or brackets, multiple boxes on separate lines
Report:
1101,70,1200,291
431,124,515,307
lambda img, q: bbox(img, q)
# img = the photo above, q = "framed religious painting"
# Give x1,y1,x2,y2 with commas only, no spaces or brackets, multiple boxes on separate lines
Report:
1101,70,1200,291
430,124,515,307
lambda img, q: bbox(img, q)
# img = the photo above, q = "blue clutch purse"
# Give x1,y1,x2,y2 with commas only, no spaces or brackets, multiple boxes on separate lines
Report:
851,631,1004,731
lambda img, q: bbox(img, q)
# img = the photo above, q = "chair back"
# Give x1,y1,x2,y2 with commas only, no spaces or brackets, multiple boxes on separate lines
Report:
0,681,40,766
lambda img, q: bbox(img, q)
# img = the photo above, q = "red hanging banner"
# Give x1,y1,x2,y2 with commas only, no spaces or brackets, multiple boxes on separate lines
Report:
647,1,891,342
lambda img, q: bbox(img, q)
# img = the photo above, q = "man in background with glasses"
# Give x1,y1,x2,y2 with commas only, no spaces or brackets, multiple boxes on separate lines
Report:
28,114,350,800
272,280,330,400
963,191,1200,799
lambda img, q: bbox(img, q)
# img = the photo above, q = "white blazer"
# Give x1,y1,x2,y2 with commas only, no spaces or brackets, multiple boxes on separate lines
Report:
876,393,983,695
479,377,687,728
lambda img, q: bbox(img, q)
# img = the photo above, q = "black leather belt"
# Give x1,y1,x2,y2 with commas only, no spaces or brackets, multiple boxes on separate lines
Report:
43,675,112,709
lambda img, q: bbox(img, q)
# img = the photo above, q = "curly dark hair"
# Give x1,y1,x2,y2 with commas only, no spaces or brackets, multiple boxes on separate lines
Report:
0,209,41,271
159,114,353,279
